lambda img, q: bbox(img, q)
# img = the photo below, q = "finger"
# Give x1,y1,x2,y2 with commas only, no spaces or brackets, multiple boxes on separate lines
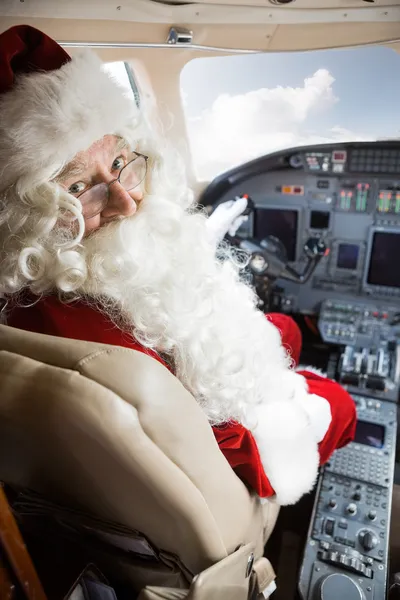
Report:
229,215,248,236
230,196,248,219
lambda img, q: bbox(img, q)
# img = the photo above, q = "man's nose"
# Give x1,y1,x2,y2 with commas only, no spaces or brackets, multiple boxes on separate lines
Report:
102,181,138,218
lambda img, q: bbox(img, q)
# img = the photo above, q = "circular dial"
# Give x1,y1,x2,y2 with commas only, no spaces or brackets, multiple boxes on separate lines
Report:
359,529,379,551
317,573,365,600
288,153,303,168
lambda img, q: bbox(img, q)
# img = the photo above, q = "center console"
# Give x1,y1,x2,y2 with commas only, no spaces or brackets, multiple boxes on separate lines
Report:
319,299,400,402
298,396,397,600
299,295,399,599
199,141,400,599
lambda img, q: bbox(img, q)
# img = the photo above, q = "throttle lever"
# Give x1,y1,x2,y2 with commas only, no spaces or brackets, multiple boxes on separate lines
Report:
281,237,328,284
304,237,328,259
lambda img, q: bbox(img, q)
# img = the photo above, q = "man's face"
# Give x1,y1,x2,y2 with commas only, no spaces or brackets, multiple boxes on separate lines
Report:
57,134,144,235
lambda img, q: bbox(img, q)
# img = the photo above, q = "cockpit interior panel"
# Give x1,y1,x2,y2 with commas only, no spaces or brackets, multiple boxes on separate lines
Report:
200,142,400,317
201,141,400,600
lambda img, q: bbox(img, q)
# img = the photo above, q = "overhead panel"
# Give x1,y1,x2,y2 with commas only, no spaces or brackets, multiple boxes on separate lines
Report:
1,0,400,53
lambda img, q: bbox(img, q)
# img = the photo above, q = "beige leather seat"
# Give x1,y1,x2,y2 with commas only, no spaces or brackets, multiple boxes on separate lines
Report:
0,324,279,599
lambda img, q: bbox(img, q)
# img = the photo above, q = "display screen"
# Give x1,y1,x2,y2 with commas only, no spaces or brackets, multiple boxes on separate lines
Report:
332,151,346,163
337,243,359,270
305,152,331,172
367,231,400,288
310,210,330,230
354,420,385,449
254,208,298,261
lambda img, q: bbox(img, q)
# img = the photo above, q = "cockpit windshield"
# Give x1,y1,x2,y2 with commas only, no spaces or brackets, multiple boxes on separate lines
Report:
180,46,400,180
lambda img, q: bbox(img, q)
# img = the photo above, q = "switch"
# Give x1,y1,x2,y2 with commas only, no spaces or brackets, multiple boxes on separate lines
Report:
347,557,365,575
328,498,337,509
327,550,340,563
367,510,377,521
324,519,335,536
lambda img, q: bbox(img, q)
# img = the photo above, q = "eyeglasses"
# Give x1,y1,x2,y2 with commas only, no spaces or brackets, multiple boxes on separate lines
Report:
76,152,148,219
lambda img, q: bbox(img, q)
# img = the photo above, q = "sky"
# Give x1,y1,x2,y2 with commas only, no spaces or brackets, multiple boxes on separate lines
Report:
180,46,400,180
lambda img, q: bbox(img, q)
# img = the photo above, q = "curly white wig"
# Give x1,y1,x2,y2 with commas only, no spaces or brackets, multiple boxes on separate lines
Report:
0,48,190,296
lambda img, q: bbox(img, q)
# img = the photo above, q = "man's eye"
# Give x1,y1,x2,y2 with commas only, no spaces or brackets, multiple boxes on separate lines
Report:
112,156,126,171
68,181,86,195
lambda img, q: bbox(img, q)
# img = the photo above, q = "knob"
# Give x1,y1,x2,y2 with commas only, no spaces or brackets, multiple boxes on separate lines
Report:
367,510,377,521
359,530,378,551
317,573,365,600
328,498,337,509
346,502,357,516
352,491,362,501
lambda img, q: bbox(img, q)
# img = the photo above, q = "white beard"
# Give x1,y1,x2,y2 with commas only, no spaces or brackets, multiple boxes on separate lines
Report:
78,194,308,426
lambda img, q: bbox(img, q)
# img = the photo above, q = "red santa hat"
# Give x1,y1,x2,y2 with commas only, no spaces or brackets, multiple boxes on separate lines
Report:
0,25,139,191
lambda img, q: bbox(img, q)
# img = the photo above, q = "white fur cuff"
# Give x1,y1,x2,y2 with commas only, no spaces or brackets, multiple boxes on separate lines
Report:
295,394,332,443
250,400,321,505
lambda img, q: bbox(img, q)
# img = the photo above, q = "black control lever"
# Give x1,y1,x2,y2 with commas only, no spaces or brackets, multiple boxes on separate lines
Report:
341,372,361,386
230,235,328,284
366,375,386,391
223,196,329,284
280,237,328,284
240,195,255,216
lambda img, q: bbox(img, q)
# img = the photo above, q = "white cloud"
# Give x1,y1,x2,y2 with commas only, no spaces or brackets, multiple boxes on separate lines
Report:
184,69,375,180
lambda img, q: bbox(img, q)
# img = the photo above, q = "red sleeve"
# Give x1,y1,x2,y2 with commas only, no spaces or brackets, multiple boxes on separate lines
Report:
213,371,356,499
212,423,276,497
297,370,357,464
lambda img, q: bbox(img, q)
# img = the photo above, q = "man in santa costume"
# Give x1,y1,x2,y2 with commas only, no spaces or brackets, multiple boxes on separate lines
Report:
0,25,356,506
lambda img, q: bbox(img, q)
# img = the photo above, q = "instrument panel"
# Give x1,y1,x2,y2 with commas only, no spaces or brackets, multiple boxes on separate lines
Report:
200,142,400,315
200,143,400,599
298,395,398,600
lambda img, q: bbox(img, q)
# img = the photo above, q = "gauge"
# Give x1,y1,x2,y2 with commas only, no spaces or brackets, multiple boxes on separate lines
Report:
289,154,303,169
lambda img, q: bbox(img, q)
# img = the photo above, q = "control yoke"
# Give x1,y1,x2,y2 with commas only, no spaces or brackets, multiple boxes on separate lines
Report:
225,197,329,284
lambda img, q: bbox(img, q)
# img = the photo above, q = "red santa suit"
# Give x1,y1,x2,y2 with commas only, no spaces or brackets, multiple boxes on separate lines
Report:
0,25,356,504
8,296,356,502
